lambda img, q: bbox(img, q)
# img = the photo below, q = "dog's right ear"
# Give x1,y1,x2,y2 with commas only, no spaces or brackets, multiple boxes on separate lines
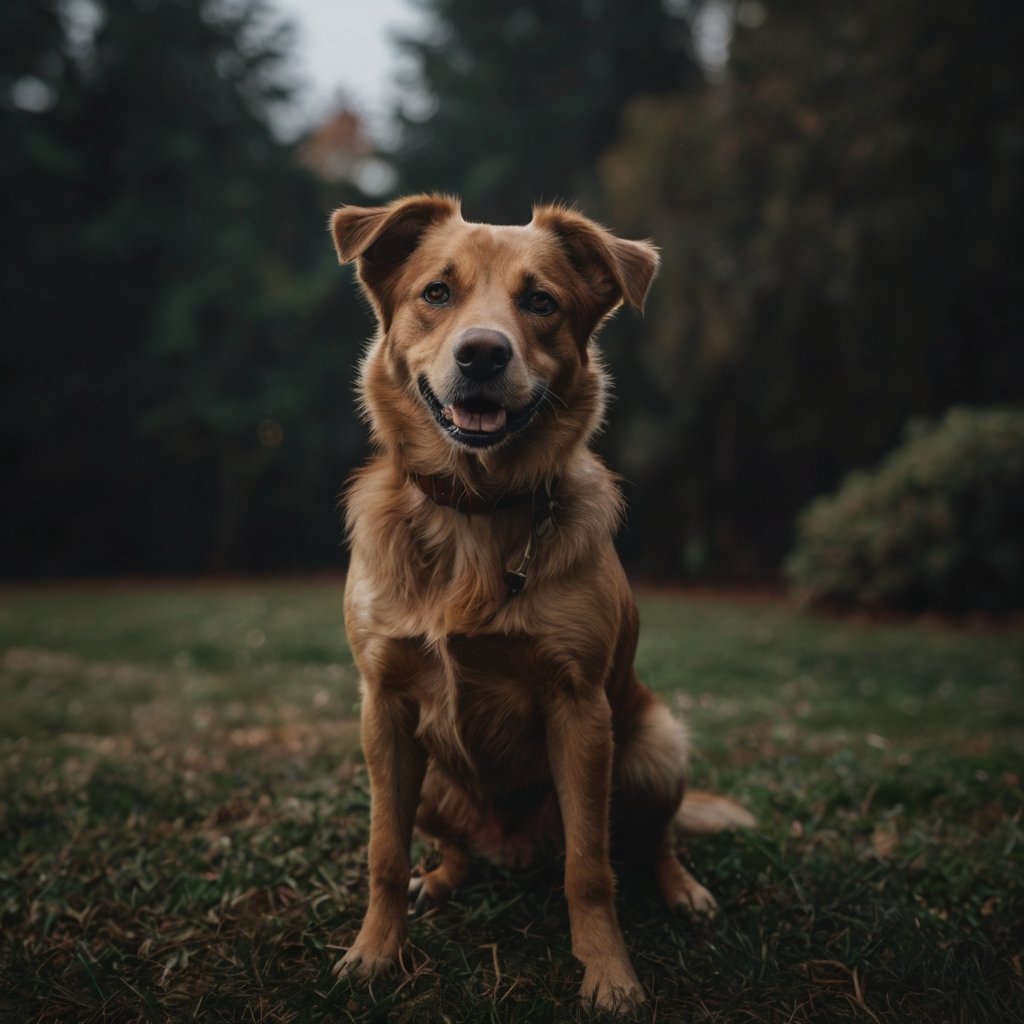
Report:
330,194,460,326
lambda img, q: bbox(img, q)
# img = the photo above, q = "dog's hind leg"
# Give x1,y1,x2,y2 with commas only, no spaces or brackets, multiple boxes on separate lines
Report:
409,765,477,913
614,699,718,919
408,841,470,913
654,842,718,919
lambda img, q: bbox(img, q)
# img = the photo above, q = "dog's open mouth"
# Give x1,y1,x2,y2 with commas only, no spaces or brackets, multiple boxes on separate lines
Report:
418,377,545,449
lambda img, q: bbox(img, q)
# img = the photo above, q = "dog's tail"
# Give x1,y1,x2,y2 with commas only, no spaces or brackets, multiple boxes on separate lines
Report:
675,789,756,836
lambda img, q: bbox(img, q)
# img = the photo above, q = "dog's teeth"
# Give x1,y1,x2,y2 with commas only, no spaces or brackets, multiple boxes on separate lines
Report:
442,405,454,423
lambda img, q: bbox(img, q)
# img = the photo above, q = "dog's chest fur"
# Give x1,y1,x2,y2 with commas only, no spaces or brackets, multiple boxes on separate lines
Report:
383,632,553,794
344,460,629,793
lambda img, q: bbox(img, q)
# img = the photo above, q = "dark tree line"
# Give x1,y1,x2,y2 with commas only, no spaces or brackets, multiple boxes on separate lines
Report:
2,0,369,575
3,0,1022,579
596,0,1024,575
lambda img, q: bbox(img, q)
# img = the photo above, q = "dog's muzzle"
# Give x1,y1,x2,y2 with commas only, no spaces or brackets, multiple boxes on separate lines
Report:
417,376,546,450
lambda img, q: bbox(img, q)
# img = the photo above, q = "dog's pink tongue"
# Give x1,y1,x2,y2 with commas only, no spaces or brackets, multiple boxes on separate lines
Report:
447,405,507,433
479,407,507,432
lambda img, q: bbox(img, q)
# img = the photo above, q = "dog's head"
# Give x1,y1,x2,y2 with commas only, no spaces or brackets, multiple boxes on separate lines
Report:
331,194,658,485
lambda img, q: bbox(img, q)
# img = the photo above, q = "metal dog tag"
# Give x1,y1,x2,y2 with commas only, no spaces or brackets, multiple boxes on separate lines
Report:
503,569,528,596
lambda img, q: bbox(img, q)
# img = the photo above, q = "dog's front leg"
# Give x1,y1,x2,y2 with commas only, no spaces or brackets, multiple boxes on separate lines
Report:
335,685,425,980
546,692,645,1013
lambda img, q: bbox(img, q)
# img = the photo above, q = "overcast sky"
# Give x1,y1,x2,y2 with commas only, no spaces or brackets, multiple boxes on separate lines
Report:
274,0,426,139
270,1,733,140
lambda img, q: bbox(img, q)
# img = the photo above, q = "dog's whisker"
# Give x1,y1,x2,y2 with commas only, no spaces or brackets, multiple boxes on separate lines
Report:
541,386,568,410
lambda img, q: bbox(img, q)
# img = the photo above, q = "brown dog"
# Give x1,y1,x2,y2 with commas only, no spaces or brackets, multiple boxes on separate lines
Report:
329,195,751,1012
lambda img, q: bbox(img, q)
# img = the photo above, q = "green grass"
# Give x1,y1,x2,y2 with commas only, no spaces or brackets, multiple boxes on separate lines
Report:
1,581,1021,1022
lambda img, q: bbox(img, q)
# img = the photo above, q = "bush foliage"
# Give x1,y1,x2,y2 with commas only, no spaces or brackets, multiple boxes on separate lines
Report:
786,407,1024,612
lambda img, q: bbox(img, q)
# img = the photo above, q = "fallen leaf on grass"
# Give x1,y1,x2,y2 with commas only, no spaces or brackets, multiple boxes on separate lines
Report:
870,824,899,859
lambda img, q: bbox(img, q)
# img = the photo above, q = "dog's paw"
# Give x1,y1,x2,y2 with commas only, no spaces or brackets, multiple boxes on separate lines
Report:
407,871,455,916
333,932,409,980
658,857,718,922
580,958,646,1015
671,879,718,921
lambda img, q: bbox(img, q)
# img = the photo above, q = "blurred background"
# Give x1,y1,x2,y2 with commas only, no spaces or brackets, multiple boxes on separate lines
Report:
2,0,1022,609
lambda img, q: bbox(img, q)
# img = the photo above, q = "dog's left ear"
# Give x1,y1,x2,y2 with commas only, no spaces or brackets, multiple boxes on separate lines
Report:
531,205,660,320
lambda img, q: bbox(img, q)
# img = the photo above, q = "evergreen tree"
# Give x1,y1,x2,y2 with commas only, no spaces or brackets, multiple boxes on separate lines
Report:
1,0,369,575
601,0,1024,576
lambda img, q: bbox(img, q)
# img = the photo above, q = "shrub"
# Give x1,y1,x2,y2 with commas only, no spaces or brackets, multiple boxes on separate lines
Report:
786,407,1024,613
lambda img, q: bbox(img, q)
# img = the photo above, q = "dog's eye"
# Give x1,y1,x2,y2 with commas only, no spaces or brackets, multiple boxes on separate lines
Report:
423,282,450,305
524,290,558,316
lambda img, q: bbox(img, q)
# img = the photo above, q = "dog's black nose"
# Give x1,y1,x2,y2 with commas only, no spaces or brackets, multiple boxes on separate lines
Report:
453,329,512,382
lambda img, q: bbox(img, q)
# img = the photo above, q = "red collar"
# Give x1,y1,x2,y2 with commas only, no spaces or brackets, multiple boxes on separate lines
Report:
412,473,538,514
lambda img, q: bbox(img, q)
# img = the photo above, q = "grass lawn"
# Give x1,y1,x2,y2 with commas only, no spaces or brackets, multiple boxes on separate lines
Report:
1,580,1021,1022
